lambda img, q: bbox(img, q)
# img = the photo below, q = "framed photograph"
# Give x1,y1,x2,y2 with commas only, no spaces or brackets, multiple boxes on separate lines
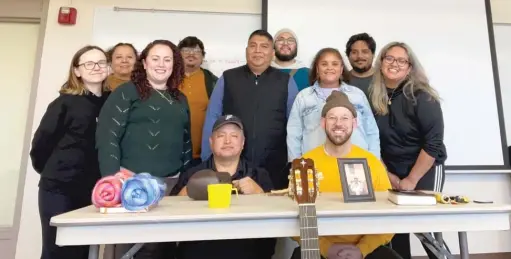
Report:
337,158,376,203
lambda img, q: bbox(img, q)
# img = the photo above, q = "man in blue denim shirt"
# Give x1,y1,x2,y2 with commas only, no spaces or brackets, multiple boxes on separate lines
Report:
287,82,380,160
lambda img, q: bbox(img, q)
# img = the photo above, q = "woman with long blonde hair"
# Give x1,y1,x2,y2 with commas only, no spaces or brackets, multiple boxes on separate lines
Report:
369,42,447,259
30,45,110,259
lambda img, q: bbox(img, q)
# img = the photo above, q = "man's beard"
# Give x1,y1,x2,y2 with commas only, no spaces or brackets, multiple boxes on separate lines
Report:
350,61,372,74
326,128,352,146
275,49,297,62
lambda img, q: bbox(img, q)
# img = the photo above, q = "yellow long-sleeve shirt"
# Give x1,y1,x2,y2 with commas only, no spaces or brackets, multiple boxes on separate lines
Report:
296,144,394,258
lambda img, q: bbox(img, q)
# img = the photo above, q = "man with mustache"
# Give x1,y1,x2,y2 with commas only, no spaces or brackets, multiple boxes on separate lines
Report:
201,30,298,258
178,36,218,167
172,115,273,259
201,29,298,190
346,33,377,98
271,28,310,91
291,91,400,259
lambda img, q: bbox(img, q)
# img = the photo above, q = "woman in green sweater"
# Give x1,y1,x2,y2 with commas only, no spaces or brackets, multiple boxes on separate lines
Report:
96,40,190,258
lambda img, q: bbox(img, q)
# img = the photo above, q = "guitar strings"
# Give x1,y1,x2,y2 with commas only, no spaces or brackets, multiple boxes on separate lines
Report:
300,205,320,258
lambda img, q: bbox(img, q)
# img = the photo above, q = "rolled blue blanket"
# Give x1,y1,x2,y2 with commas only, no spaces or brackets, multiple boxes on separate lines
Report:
121,173,167,211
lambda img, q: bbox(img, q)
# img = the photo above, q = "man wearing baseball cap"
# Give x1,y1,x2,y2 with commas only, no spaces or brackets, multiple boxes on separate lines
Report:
172,114,274,259
291,91,400,259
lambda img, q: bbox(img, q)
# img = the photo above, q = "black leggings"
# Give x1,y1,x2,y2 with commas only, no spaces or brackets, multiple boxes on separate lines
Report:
39,188,91,259
390,164,446,259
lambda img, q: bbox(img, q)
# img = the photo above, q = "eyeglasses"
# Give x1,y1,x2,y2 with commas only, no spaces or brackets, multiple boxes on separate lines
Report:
383,55,410,67
79,60,108,70
275,38,297,45
181,48,202,55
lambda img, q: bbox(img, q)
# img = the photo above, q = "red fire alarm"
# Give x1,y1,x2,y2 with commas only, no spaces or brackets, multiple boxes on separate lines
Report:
58,7,77,25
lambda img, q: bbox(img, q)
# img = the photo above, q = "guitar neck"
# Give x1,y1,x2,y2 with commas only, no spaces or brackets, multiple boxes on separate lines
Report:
298,204,321,259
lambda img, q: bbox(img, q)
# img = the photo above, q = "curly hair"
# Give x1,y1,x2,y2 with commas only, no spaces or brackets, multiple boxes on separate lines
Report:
345,33,376,56
131,40,184,100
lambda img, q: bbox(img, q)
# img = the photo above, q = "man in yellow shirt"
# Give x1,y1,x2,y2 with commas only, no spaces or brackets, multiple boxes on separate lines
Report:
292,91,400,259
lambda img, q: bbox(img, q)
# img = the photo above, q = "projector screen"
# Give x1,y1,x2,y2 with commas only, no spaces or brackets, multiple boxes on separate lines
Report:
92,7,261,77
266,0,508,171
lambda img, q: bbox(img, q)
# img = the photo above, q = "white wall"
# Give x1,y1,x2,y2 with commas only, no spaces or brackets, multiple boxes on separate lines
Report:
491,0,511,24
14,1,260,259
0,22,39,227
13,0,511,259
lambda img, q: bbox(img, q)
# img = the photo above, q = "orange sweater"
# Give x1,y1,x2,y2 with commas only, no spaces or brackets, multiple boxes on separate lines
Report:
297,145,394,258
179,70,209,159
106,74,129,91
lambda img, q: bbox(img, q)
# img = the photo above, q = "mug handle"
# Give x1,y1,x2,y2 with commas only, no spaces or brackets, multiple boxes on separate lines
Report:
232,187,239,198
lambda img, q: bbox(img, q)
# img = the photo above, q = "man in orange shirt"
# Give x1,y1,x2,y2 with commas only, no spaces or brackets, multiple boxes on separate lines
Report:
292,91,401,259
178,37,218,167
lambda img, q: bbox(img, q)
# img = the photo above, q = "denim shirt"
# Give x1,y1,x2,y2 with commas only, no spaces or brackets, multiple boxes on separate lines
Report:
287,82,380,160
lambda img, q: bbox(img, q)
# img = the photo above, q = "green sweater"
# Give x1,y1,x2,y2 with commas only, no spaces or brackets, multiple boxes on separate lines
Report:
96,82,192,177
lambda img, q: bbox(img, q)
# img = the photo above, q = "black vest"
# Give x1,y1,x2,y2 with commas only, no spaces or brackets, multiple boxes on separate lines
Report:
222,65,290,189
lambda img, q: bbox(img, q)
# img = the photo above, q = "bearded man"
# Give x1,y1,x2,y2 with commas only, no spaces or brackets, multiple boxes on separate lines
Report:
291,90,401,259
345,33,377,98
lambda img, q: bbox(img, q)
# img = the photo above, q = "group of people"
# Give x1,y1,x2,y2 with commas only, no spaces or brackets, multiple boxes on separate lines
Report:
30,27,447,259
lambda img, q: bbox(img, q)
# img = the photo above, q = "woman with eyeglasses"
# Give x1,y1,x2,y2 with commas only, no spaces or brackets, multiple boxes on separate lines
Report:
30,45,110,259
369,42,447,259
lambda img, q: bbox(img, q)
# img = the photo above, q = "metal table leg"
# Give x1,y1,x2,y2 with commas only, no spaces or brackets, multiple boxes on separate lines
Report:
121,243,145,259
415,233,454,259
88,245,100,259
458,232,469,259
434,233,446,259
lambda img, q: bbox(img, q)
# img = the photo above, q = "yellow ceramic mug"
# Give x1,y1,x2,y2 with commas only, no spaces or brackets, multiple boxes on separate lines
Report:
207,183,239,209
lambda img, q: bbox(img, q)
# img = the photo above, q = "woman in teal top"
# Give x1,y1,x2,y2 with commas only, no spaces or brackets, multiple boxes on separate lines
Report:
96,40,190,258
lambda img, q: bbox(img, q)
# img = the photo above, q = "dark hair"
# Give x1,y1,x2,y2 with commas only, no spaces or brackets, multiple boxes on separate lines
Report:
106,43,138,62
248,29,273,42
177,36,206,56
131,40,184,100
309,48,350,85
60,45,108,95
345,33,376,57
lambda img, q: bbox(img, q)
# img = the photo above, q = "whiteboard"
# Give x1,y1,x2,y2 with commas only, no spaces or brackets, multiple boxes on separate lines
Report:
92,7,261,77
494,25,511,149
268,0,507,169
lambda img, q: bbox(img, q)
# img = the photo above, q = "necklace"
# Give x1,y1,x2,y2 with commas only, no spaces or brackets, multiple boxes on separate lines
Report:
154,89,173,105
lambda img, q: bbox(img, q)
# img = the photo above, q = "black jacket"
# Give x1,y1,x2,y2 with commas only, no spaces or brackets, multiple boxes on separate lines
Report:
375,84,447,177
30,91,110,195
222,65,290,189
202,68,218,98
171,155,273,194
171,156,273,259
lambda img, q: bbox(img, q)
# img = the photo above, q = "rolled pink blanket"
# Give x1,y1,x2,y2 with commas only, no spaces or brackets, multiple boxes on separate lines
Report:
92,175,123,208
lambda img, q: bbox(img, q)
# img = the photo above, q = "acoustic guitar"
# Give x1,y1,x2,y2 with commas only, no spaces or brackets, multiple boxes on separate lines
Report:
289,158,322,259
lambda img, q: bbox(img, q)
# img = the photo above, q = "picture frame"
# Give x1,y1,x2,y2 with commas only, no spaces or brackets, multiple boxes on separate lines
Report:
337,158,376,203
